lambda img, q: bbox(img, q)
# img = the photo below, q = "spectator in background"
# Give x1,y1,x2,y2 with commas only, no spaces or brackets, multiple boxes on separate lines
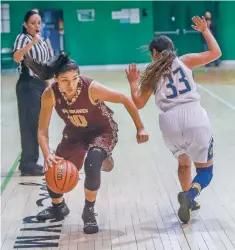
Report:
202,11,220,67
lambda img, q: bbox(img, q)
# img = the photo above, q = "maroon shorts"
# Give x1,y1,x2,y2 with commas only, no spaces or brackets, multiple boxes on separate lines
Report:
56,124,118,171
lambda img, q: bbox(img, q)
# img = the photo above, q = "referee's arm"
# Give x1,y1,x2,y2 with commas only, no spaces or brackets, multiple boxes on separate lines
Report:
13,34,39,62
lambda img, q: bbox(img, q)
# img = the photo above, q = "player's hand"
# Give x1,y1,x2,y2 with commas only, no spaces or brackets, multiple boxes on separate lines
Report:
32,32,41,44
136,127,149,144
191,16,207,32
43,153,63,172
125,64,140,85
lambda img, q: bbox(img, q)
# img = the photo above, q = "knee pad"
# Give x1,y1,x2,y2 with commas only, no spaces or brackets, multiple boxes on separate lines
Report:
192,165,213,190
84,147,107,191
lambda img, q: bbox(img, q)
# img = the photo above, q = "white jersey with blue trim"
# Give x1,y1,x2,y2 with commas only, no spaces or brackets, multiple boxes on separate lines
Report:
155,57,200,112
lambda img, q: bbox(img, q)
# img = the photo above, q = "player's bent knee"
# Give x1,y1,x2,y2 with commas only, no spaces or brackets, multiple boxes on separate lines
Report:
84,147,107,191
178,163,191,171
178,158,191,175
178,154,191,168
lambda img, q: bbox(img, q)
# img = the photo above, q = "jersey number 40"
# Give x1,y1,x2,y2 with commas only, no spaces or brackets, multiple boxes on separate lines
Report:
166,67,191,99
68,115,88,127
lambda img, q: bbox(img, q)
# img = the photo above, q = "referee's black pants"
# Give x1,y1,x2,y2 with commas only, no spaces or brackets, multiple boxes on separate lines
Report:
16,75,46,172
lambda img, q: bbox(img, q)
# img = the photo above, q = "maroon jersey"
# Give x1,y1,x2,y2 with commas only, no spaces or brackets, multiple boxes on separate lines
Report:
51,76,116,132
51,76,118,162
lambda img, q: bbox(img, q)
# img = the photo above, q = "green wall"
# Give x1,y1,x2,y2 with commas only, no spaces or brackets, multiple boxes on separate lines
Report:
1,1,153,65
152,1,220,56
1,1,235,67
217,1,235,60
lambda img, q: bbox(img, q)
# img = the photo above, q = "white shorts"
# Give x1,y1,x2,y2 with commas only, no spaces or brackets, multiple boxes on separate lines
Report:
159,102,213,163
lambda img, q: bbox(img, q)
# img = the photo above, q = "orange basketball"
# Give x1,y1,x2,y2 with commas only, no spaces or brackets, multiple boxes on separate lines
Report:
45,160,79,194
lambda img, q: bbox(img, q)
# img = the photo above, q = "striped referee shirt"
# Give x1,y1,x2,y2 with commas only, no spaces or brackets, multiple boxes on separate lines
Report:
13,33,52,76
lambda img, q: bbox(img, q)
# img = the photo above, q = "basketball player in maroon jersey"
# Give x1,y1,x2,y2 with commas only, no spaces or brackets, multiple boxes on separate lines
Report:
24,53,149,234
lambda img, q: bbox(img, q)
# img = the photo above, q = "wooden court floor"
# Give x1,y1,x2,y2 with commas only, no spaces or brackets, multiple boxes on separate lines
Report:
1,69,235,249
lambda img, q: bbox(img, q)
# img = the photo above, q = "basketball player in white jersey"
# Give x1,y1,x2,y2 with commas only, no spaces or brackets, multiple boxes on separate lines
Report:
125,16,221,223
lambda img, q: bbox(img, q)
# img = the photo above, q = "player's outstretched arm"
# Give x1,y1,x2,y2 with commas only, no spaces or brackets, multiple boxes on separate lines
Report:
125,64,153,110
180,16,222,69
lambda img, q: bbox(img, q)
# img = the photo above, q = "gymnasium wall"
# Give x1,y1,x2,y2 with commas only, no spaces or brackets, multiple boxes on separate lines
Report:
1,1,154,65
217,1,235,60
152,1,218,56
1,1,235,67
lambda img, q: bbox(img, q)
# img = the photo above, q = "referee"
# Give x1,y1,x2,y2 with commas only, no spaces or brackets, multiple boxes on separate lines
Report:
13,10,53,176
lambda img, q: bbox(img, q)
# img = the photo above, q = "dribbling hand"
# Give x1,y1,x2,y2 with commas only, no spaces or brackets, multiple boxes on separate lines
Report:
44,153,64,173
191,16,207,33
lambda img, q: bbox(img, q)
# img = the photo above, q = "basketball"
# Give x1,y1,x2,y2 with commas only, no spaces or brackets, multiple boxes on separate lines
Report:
45,160,79,194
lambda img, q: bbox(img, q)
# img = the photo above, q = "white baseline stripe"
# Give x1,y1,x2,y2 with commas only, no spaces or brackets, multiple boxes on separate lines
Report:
197,84,235,111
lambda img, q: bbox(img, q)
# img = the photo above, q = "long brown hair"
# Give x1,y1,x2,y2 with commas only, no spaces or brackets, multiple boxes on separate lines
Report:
139,36,176,93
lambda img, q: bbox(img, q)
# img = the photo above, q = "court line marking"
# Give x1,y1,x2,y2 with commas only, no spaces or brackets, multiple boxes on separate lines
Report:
197,84,235,111
0,152,21,195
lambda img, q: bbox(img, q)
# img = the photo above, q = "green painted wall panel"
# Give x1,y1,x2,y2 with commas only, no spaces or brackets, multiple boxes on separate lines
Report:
1,0,234,69
1,1,153,65
217,1,235,60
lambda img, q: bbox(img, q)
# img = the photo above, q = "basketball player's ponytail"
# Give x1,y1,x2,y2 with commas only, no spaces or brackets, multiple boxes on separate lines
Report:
139,36,176,93
24,54,54,80
24,53,79,80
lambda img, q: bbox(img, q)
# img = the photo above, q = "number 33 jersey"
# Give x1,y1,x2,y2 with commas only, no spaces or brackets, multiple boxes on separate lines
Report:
50,76,118,133
155,57,200,112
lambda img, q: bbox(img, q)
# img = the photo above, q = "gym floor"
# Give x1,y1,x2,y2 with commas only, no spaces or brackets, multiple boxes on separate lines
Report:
1,67,235,249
